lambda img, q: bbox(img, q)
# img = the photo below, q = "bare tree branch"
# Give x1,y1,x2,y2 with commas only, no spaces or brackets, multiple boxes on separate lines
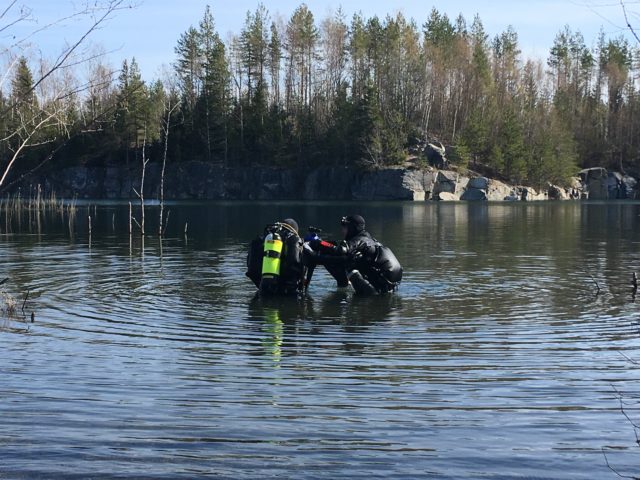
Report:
602,447,640,480
0,109,60,187
619,351,639,366
0,1,19,21
0,77,145,193
0,4,31,36
0,0,132,121
621,1,640,44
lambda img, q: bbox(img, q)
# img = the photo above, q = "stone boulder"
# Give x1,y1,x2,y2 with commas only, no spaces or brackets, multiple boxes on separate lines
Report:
437,192,460,201
426,142,448,169
548,184,571,200
433,170,457,194
418,170,437,200
460,188,487,201
518,186,547,201
607,171,623,199
504,192,519,201
486,179,516,201
579,167,608,199
568,177,583,199
468,176,490,190
578,168,638,200
400,170,437,201
605,171,638,199
433,170,469,198
622,175,638,199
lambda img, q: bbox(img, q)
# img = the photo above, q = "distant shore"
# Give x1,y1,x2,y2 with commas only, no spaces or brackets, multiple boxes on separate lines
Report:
6,163,638,202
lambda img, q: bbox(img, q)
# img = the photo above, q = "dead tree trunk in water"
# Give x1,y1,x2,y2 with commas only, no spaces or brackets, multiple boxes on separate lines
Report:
132,127,148,235
159,99,178,237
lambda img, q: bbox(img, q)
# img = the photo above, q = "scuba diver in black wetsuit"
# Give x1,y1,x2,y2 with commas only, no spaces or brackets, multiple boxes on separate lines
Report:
246,218,305,296
303,215,403,295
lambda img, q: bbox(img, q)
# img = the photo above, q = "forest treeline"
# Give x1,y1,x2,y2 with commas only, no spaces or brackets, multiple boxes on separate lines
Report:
2,4,639,189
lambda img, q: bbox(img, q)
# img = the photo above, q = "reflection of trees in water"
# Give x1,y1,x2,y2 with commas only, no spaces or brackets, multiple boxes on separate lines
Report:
408,202,639,322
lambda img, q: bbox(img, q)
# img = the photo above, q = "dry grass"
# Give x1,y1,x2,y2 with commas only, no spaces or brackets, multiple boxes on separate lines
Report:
0,290,29,332
1,291,17,315
0,186,77,234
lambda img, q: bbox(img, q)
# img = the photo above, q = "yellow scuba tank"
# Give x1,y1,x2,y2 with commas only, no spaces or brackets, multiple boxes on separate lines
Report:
260,231,283,294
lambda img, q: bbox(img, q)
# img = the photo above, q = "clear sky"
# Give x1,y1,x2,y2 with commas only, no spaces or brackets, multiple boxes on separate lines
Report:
10,0,640,80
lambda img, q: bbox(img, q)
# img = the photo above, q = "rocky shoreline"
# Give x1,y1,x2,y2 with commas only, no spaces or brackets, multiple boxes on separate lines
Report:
11,163,638,201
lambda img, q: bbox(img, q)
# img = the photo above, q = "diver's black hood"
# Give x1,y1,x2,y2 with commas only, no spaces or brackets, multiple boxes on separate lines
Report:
342,215,365,239
282,218,299,234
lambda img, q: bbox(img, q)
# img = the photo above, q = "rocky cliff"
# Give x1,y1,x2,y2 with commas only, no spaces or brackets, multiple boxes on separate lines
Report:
12,162,638,201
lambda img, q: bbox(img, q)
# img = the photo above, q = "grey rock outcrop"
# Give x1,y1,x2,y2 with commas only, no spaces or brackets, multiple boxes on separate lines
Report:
518,186,548,201
353,168,422,200
548,184,571,200
461,177,517,201
579,167,638,199
580,167,609,199
487,179,517,201
622,175,638,198
11,162,636,202
433,170,469,199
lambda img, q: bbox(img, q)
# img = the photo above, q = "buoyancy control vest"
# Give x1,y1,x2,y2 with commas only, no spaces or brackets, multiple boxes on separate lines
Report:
246,223,303,295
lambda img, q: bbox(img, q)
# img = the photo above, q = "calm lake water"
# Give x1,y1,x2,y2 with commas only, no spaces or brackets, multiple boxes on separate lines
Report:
1,201,640,479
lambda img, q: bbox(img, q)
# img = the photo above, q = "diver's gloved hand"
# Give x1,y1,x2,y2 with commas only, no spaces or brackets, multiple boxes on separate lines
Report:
350,250,364,261
349,244,371,262
307,239,321,250
308,239,342,255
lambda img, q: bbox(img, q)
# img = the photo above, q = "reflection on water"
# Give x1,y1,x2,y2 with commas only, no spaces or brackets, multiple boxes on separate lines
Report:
1,201,640,479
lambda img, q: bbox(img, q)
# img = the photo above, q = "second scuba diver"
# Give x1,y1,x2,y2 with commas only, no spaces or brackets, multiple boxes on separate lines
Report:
303,215,403,295
246,218,305,295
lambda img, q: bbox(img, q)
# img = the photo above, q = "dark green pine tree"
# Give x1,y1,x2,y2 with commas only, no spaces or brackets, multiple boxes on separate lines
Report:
174,27,201,114
240,4,269,102
11,57,36,106
127,58,149,147
470,15,491,103
353,82,384,167
196,5,230,164
241,4,271,164
113,59,130,149
114,58,149,163
463,106,490,166
324,81,354,166
174,26,202,161
499,107,527,182
268,21,282,106
11,56,36,123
